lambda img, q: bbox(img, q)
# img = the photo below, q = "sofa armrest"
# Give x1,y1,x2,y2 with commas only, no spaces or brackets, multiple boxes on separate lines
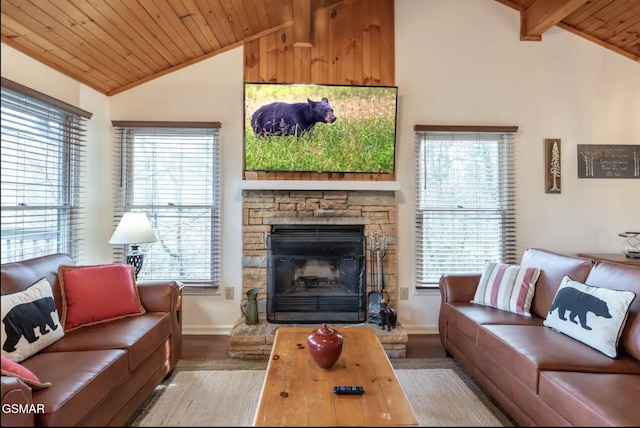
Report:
136,280,183,367
1,376,35,426
439,273,482,303
438,273,482,351
136,280,180,313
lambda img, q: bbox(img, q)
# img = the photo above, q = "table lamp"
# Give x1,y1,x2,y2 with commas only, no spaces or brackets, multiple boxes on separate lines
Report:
109,212,157,278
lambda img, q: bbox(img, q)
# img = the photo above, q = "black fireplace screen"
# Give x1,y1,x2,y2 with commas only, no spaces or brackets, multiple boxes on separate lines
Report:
266,225,366,323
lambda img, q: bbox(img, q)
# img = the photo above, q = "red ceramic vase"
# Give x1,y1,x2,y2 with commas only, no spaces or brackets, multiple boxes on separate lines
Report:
307,323,343,369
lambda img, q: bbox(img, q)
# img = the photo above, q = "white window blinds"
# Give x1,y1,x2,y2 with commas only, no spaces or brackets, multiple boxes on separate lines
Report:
414,125,518,288
1,78,90,263
112,122,221,287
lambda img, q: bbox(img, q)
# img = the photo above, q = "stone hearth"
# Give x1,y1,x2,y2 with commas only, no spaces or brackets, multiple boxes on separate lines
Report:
228,318,407,360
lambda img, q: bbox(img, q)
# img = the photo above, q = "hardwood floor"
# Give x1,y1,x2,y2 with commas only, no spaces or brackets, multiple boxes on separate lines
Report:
180,334,447,360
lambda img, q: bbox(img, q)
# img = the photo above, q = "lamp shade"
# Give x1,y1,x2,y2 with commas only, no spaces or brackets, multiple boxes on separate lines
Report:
109,212,157,245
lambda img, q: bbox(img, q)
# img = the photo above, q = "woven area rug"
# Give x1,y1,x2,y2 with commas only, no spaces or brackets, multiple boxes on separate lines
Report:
128,358,514,427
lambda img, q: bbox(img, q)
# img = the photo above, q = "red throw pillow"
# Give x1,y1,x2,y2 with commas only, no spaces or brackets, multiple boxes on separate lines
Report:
58,264,145,331
1,356,51,389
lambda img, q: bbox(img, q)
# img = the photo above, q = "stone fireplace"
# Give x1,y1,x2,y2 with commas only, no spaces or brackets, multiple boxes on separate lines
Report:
231,190,405,359
241,190,397,311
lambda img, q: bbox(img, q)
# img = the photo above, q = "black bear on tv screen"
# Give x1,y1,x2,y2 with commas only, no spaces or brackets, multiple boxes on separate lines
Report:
251,97,337,137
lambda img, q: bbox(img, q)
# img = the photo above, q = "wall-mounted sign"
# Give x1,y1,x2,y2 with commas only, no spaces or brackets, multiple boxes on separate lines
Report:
545,139,561,193
577,144,640,179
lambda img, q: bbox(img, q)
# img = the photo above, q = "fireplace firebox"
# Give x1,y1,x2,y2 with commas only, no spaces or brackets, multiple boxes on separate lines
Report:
266,225,366,323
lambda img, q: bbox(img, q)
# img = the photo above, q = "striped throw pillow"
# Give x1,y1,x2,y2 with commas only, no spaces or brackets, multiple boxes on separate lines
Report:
471,261,541,317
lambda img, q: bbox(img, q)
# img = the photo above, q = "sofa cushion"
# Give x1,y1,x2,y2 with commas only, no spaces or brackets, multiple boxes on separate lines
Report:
584,261,640,361
42,312,171,371
20,349,129,427
543,276,635,358
58,264,145,331
520,248,593,319
477,324,640,393
539,371,640,427
0,253,73,306
442,302,542,345
1,278,65,362
1,355,51,389
471,261,540,317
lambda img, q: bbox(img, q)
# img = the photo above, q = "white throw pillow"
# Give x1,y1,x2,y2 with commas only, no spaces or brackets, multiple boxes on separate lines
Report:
543,276,636,358
471,261,541,317
1,278,65,362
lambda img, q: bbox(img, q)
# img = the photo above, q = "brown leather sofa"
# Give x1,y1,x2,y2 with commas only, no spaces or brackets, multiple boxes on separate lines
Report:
1,253,182,426
438,248,640,426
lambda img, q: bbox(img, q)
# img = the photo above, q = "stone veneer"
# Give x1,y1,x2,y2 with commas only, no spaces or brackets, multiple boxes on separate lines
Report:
241,190,397,306
230,190,405,359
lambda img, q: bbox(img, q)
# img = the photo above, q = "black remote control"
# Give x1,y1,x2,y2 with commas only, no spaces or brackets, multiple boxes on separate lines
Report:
333,386,365,395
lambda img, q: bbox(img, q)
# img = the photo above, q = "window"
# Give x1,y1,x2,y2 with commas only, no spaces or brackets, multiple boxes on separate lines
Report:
1,78,90,264
112,122,221,288
414,125,518,288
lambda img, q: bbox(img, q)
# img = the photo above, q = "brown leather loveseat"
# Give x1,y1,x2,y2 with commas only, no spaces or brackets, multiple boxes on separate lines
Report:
438,248,640,426
1,253,182,426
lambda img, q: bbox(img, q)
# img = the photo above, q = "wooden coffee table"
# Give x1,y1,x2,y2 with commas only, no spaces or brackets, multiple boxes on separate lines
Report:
252,326,419,426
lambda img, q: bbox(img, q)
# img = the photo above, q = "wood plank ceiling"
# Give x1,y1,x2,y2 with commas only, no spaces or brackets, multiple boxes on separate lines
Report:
2,0,638,96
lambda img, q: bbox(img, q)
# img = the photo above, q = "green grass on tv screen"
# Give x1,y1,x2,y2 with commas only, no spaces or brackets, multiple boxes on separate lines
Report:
244,84,397,174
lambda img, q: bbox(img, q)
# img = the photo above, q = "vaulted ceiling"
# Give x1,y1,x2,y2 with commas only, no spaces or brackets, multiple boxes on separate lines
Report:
2,0,638,96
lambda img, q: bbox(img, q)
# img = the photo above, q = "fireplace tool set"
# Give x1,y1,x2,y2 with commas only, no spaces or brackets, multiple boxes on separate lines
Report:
367,232,389,325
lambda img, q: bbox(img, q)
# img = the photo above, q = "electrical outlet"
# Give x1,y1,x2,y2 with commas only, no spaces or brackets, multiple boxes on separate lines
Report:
225,287,234,300
400,287,409,300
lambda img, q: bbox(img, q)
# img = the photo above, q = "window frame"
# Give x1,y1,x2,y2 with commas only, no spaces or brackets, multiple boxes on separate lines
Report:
414,125,519,288
1,77,91,264
111,121,222,290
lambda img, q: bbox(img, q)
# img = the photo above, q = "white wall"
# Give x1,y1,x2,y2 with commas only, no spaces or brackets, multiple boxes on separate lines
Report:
109,48,246,334
2,0,639,335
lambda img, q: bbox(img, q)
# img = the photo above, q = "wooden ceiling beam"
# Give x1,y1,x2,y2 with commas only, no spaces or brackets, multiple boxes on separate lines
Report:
292,0,313,47
520,0,589,41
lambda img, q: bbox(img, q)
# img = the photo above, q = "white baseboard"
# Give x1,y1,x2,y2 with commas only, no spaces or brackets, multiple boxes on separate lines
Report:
399,324,439,335
183,325,235,335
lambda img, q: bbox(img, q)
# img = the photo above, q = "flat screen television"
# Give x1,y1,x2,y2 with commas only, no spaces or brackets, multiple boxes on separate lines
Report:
244,82,398,175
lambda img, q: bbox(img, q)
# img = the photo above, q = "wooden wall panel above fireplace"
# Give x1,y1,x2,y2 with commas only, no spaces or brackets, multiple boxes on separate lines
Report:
243,0,394,90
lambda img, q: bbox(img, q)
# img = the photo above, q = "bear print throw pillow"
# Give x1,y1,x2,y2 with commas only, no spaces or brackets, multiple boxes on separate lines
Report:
543,276,636,358
1,278,65,362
